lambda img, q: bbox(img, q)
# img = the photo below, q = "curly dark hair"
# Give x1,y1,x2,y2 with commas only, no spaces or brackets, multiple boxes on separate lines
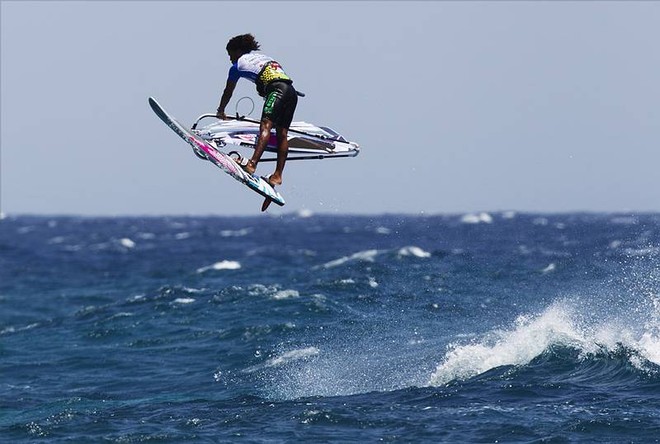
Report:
226,34,260,53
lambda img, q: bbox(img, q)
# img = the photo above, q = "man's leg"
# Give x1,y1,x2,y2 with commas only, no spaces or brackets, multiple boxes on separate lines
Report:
246,118,273,174
268,127,288,186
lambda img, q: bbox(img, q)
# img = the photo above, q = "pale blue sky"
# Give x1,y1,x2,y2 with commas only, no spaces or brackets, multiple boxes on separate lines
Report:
2,1,659,215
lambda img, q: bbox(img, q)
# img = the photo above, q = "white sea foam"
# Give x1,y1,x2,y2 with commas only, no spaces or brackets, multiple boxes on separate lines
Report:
428,303,589,386
272,289,300,300
376,226,392,234
541,263,556,274
247,284,277,296
609,240,622,249
220,228,251,237
119,238,136,248
398,246,431,258
175,232,191,240
460,212,493,224
196,260,241,273
264,347,320,368
624,247,660,257
638,332,660,364
428,297,660,387
297,209,314,218
1,323,39,335
322,249,380,268
182,287,205,294
173,298,195,304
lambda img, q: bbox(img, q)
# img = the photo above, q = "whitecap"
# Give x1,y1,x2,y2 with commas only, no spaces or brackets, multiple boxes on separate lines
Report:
174,298,195,304
297,209,314,218
264,347,320,368
398,246,431,258
609,240,622,249
623,247,660,257
1,323,39,335
428,304,587,386
428,295,660,387
196,260,241,273
119,238,136,248
322,249,380,268
460,212,493,224
182,287,205,294
220,228,251,237
541,263,556,274
246,284,283,296
638,332,660,365
272,289,300,300
175,232,191,240
376,226,391,234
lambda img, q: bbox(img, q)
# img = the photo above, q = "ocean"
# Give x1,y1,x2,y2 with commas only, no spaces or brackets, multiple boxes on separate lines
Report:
2,212,660,442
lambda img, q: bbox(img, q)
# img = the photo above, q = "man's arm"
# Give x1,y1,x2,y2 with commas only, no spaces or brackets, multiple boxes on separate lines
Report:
216,79,237,119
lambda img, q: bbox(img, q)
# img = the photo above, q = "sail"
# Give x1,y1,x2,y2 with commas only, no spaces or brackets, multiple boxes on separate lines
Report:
192,117,360,157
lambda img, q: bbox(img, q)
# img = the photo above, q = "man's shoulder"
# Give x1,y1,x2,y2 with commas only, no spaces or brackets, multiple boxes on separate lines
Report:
240,51,273,63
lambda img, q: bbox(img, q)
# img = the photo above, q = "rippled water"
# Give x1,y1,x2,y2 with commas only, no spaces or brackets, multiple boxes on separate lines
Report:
2,213,660,442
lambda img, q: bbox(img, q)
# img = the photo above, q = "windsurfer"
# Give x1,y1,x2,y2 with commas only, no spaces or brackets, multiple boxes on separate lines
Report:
215,34,298,187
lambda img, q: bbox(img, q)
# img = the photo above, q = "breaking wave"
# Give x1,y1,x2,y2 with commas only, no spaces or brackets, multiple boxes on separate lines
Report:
429,297,660,387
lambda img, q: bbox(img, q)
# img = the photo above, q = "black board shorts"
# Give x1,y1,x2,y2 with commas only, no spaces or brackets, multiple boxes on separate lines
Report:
261,81,298,129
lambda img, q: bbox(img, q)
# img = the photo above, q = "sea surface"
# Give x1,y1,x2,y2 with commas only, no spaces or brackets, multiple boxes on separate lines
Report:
2,212,660,442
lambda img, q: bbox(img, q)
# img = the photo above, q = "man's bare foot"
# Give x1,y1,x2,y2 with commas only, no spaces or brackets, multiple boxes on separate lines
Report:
266,173,282,187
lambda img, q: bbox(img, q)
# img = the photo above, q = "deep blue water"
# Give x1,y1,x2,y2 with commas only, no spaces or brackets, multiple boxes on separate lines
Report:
2,213,660,442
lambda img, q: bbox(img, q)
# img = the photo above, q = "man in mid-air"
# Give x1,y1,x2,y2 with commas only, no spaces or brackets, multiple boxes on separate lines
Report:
215,33,299,190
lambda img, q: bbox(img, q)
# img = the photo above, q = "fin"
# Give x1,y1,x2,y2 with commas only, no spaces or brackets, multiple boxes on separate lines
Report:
260,174,278,211
261,197,273,212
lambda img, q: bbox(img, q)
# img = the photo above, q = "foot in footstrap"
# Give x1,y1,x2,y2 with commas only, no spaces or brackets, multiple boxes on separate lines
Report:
261,174,280,188
232,154,256,175
192,147,208,160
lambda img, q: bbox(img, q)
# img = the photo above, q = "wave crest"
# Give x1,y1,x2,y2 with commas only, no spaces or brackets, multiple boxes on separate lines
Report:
429,300,660,386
